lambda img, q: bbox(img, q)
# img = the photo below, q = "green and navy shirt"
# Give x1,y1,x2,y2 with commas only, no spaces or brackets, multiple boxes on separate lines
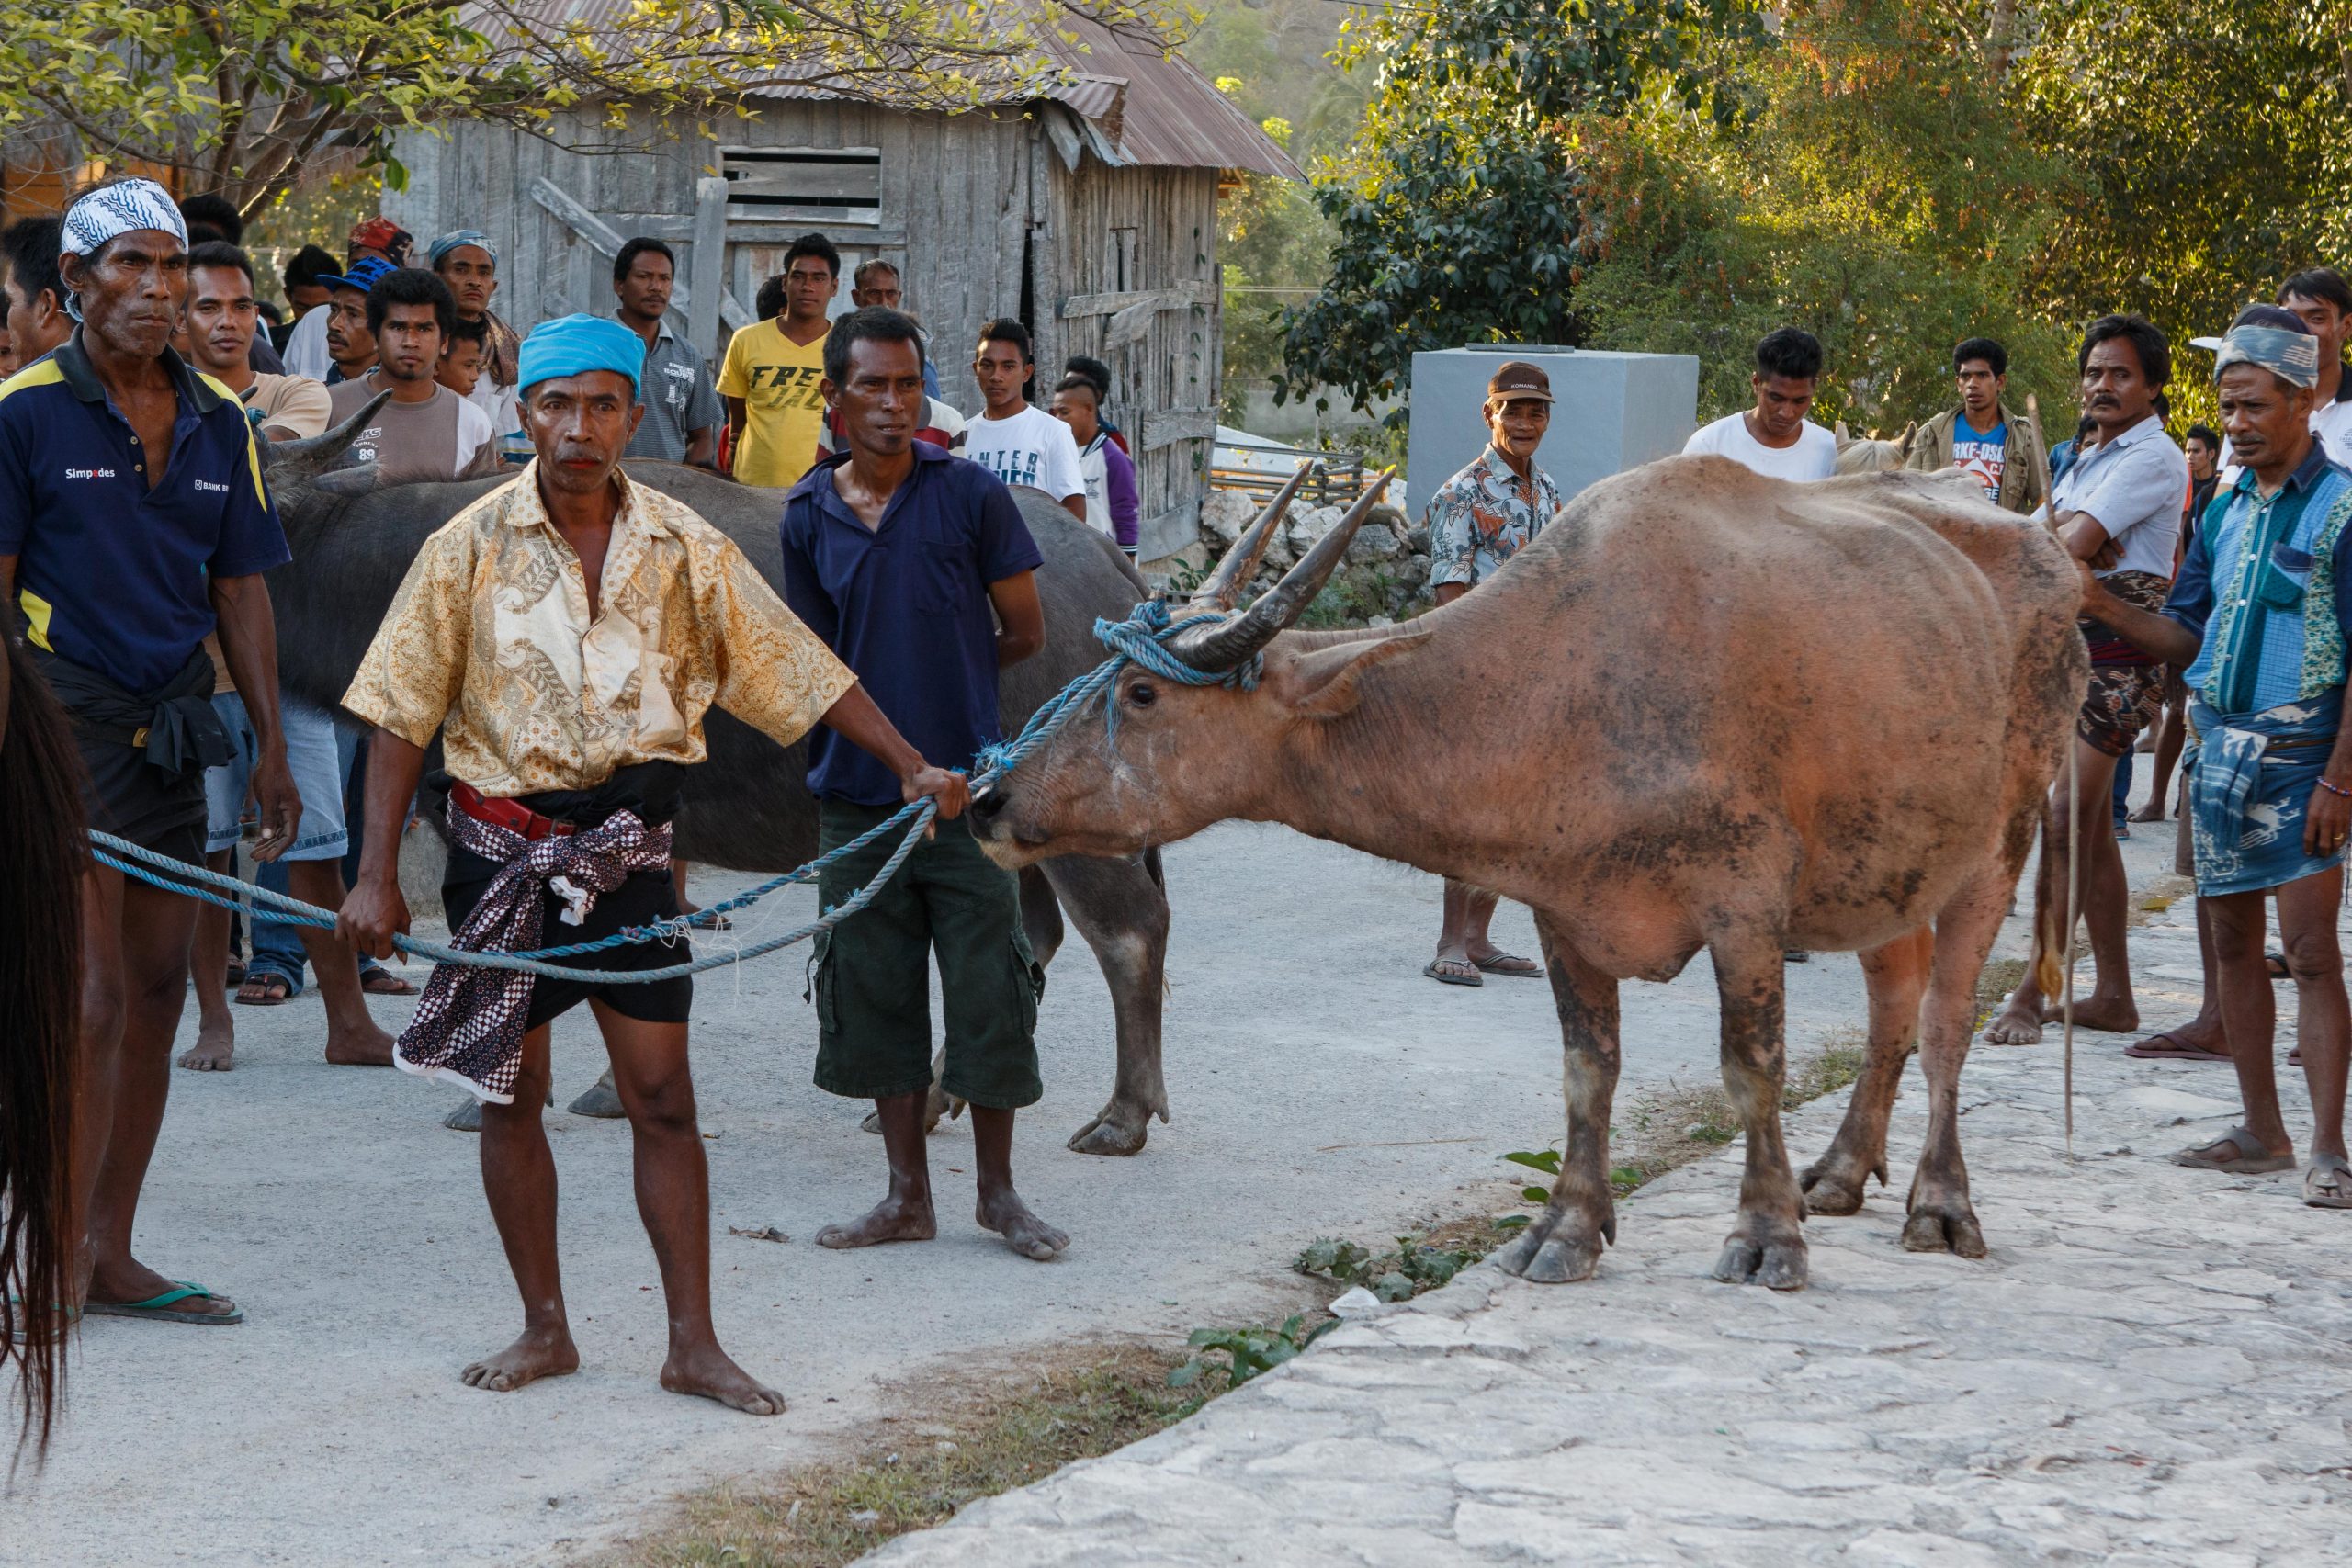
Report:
0,333,288,692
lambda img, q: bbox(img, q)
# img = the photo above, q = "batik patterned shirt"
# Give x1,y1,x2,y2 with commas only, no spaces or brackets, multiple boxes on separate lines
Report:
344,462,855,796
1425,446,1564,590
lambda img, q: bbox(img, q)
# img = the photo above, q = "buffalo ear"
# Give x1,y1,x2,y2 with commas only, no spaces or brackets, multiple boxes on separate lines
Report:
1273,628,1433,721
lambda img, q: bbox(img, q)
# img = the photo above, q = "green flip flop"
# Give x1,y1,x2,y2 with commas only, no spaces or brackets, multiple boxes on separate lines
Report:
83,1281,243,1326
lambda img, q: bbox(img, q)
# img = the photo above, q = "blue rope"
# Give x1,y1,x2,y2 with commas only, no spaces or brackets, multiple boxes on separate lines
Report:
87,599,1238,984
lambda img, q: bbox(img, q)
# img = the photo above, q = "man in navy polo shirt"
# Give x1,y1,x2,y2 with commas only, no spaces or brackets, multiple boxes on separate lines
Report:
779,306,1067,1262
0,178,298,1326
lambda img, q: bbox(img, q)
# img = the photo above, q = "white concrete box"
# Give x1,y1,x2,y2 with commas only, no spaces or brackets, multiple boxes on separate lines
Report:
1406,346,1700,519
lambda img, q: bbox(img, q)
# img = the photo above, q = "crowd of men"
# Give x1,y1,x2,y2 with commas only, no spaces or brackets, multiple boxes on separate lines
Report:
0,180,1105,1408
9,167,2352,1423
1418,295,2352,1210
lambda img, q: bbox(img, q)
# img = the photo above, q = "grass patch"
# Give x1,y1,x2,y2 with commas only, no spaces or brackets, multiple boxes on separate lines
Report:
607,1346,1202,1568
1975,955,2028,1029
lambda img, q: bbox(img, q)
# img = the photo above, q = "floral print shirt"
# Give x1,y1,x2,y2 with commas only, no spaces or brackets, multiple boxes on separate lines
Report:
344,462,855,796
1425,446,1564,589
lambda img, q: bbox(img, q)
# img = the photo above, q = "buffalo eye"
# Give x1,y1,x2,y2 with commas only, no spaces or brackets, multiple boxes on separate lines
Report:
1125,679,1158,708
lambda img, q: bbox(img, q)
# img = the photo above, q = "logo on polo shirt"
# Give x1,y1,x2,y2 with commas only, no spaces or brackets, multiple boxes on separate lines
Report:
194,479,230,494
62,467,118,480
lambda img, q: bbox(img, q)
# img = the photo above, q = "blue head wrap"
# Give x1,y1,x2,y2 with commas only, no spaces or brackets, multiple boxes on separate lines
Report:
517,313,646,400
427,230,497,269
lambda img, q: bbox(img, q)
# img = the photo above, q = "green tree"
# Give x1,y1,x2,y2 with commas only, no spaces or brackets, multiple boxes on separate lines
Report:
1576,1,2076,429
1274,0,1764,422
0,0,1175,215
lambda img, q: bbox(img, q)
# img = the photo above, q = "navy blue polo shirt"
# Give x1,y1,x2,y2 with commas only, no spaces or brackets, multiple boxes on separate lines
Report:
780,445,1043,804
0,333,288,693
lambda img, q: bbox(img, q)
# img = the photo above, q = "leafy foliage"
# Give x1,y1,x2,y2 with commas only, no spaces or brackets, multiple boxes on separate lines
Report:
1169,1313,1335,1390
0,0,1177,214
1274,0,1766,421
1293,1232,1483,1301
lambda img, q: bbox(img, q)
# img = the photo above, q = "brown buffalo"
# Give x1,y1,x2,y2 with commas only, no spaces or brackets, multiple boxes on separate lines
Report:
968,456,2084,1290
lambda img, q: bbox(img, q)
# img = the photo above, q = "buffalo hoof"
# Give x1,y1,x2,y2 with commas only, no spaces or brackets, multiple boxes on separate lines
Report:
860,1084,953,1137
444,1097,482,1133
1066,1105,1149,1156
1712,1232,1808,1291
567,1071,626,1119
1900,1195,1986,1258
1493,1204,1611,1283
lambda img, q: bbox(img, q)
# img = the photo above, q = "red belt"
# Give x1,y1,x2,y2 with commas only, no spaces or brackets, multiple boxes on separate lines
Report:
450,781,576,840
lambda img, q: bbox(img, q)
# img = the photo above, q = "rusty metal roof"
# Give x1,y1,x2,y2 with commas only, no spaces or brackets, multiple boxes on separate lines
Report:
458,0,1299,177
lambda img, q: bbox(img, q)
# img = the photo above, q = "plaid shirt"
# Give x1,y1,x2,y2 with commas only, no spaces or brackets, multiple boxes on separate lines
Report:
1425,446,1563,589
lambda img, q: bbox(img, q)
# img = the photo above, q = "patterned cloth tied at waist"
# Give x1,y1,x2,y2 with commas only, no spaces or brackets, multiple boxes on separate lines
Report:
2081,570,2174,667
392,800,673,1103
2183,688,2346,897
29,644,230,775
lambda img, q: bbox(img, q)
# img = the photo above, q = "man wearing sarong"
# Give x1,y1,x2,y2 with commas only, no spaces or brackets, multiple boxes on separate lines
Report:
1984,314,2187,1048
2075,307,2352,1209
337,314,971,1411
2,179,299,1327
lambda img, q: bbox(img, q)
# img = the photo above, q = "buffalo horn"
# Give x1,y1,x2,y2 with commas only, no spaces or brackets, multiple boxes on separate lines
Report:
1185,462,1313,611
264,390,394,489
1167,468,1395,672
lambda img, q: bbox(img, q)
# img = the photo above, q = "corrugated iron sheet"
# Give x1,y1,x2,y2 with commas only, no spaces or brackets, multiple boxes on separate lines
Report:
457,0,1299,177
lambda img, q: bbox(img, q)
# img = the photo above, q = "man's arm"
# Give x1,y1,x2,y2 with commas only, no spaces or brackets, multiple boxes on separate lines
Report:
988,570,1045,668
334,730,428,958
209,571,300,862
724,397,747,475
684,425,718,468
818,683,969,819
2075,560,2202,668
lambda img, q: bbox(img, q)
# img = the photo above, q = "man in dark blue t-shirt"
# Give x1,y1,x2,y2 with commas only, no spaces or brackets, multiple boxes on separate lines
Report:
0,179,299,1328
779,306,1067,1261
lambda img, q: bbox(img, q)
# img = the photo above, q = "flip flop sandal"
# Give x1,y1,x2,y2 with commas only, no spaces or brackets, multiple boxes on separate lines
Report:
1423,958,1483,987
234,973,292,1007
83,1281,242,1326
5,1301,78,1347
2170,1125,2296,1175
360,968,418,997
2267,953,2291,980
1472,953,1544,978
2124,1031,2233,1062
2304,1153,2352,1209
2289,1044,2304,1066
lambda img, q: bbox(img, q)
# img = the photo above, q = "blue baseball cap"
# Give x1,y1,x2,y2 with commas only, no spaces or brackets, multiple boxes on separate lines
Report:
317,256,400,295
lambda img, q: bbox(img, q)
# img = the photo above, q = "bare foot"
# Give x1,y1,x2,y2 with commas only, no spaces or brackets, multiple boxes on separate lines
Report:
1981,992,2045,1047
177,1018,235,1072
2040,993,2139,1033
976,1190,1069,1261
2128,799,2167,823
460,1325,580,1393
661,1342,786,1416
323,1021,397,1066
815,1193,936,1249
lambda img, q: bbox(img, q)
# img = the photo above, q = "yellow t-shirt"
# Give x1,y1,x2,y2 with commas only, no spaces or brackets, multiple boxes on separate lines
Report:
717,319,829,489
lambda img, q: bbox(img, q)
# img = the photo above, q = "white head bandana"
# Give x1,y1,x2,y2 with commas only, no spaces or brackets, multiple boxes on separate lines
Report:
59,178,188,321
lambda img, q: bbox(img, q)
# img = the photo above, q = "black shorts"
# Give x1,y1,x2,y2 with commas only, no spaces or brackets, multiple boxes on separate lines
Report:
441,846,693,1031
74,728,205,866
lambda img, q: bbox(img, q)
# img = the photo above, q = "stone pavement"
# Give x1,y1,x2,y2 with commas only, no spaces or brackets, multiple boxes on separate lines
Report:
870,881,2352,1564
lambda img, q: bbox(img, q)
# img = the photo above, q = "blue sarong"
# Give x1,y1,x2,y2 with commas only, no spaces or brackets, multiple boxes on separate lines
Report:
2184,688,2347,896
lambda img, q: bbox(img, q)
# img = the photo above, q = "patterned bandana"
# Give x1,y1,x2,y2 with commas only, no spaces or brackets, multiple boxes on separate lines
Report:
427,229,498,268
393,806,673,1104
59,178,188,322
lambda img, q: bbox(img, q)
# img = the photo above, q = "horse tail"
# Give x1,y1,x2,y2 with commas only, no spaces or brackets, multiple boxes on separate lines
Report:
1,633,85,1462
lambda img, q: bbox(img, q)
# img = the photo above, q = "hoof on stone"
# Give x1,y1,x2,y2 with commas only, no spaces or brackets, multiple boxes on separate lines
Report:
1711,1235,1808,1291
1798,1163,1866,1217
443,1097,483,1133
566,1076,626,1119
1494,1209,1609,1283
1066,1113,1148,1156
1900,1201,1986,1258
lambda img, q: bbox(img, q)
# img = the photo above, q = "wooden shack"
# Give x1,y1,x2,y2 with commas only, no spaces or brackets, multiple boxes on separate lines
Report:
383,16,1295,557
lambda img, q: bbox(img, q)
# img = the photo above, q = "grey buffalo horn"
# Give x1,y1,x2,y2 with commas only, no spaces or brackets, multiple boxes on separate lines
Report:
1186,462,1313,611
1169,468,1395,672
263,390,393,489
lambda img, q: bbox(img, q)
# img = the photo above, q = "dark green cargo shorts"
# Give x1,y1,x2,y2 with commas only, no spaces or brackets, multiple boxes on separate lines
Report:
808,799,1045,1111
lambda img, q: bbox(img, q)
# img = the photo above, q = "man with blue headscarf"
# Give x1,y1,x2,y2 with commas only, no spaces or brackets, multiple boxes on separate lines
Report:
335,312,972,1414
2079,303,2352,1211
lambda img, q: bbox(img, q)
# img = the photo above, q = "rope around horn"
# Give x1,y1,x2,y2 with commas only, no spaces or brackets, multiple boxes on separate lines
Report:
89,600,1257,984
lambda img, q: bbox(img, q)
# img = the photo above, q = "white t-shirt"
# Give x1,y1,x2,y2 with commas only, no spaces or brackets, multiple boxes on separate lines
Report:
963,404,1083,502
1682,412,1838,481
284,306,333,382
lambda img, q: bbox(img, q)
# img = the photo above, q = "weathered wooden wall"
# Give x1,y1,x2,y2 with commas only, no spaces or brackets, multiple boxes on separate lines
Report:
387,101,1219,553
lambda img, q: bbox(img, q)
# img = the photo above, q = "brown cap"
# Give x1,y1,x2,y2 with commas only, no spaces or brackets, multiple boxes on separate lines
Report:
1487,361,1554,402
